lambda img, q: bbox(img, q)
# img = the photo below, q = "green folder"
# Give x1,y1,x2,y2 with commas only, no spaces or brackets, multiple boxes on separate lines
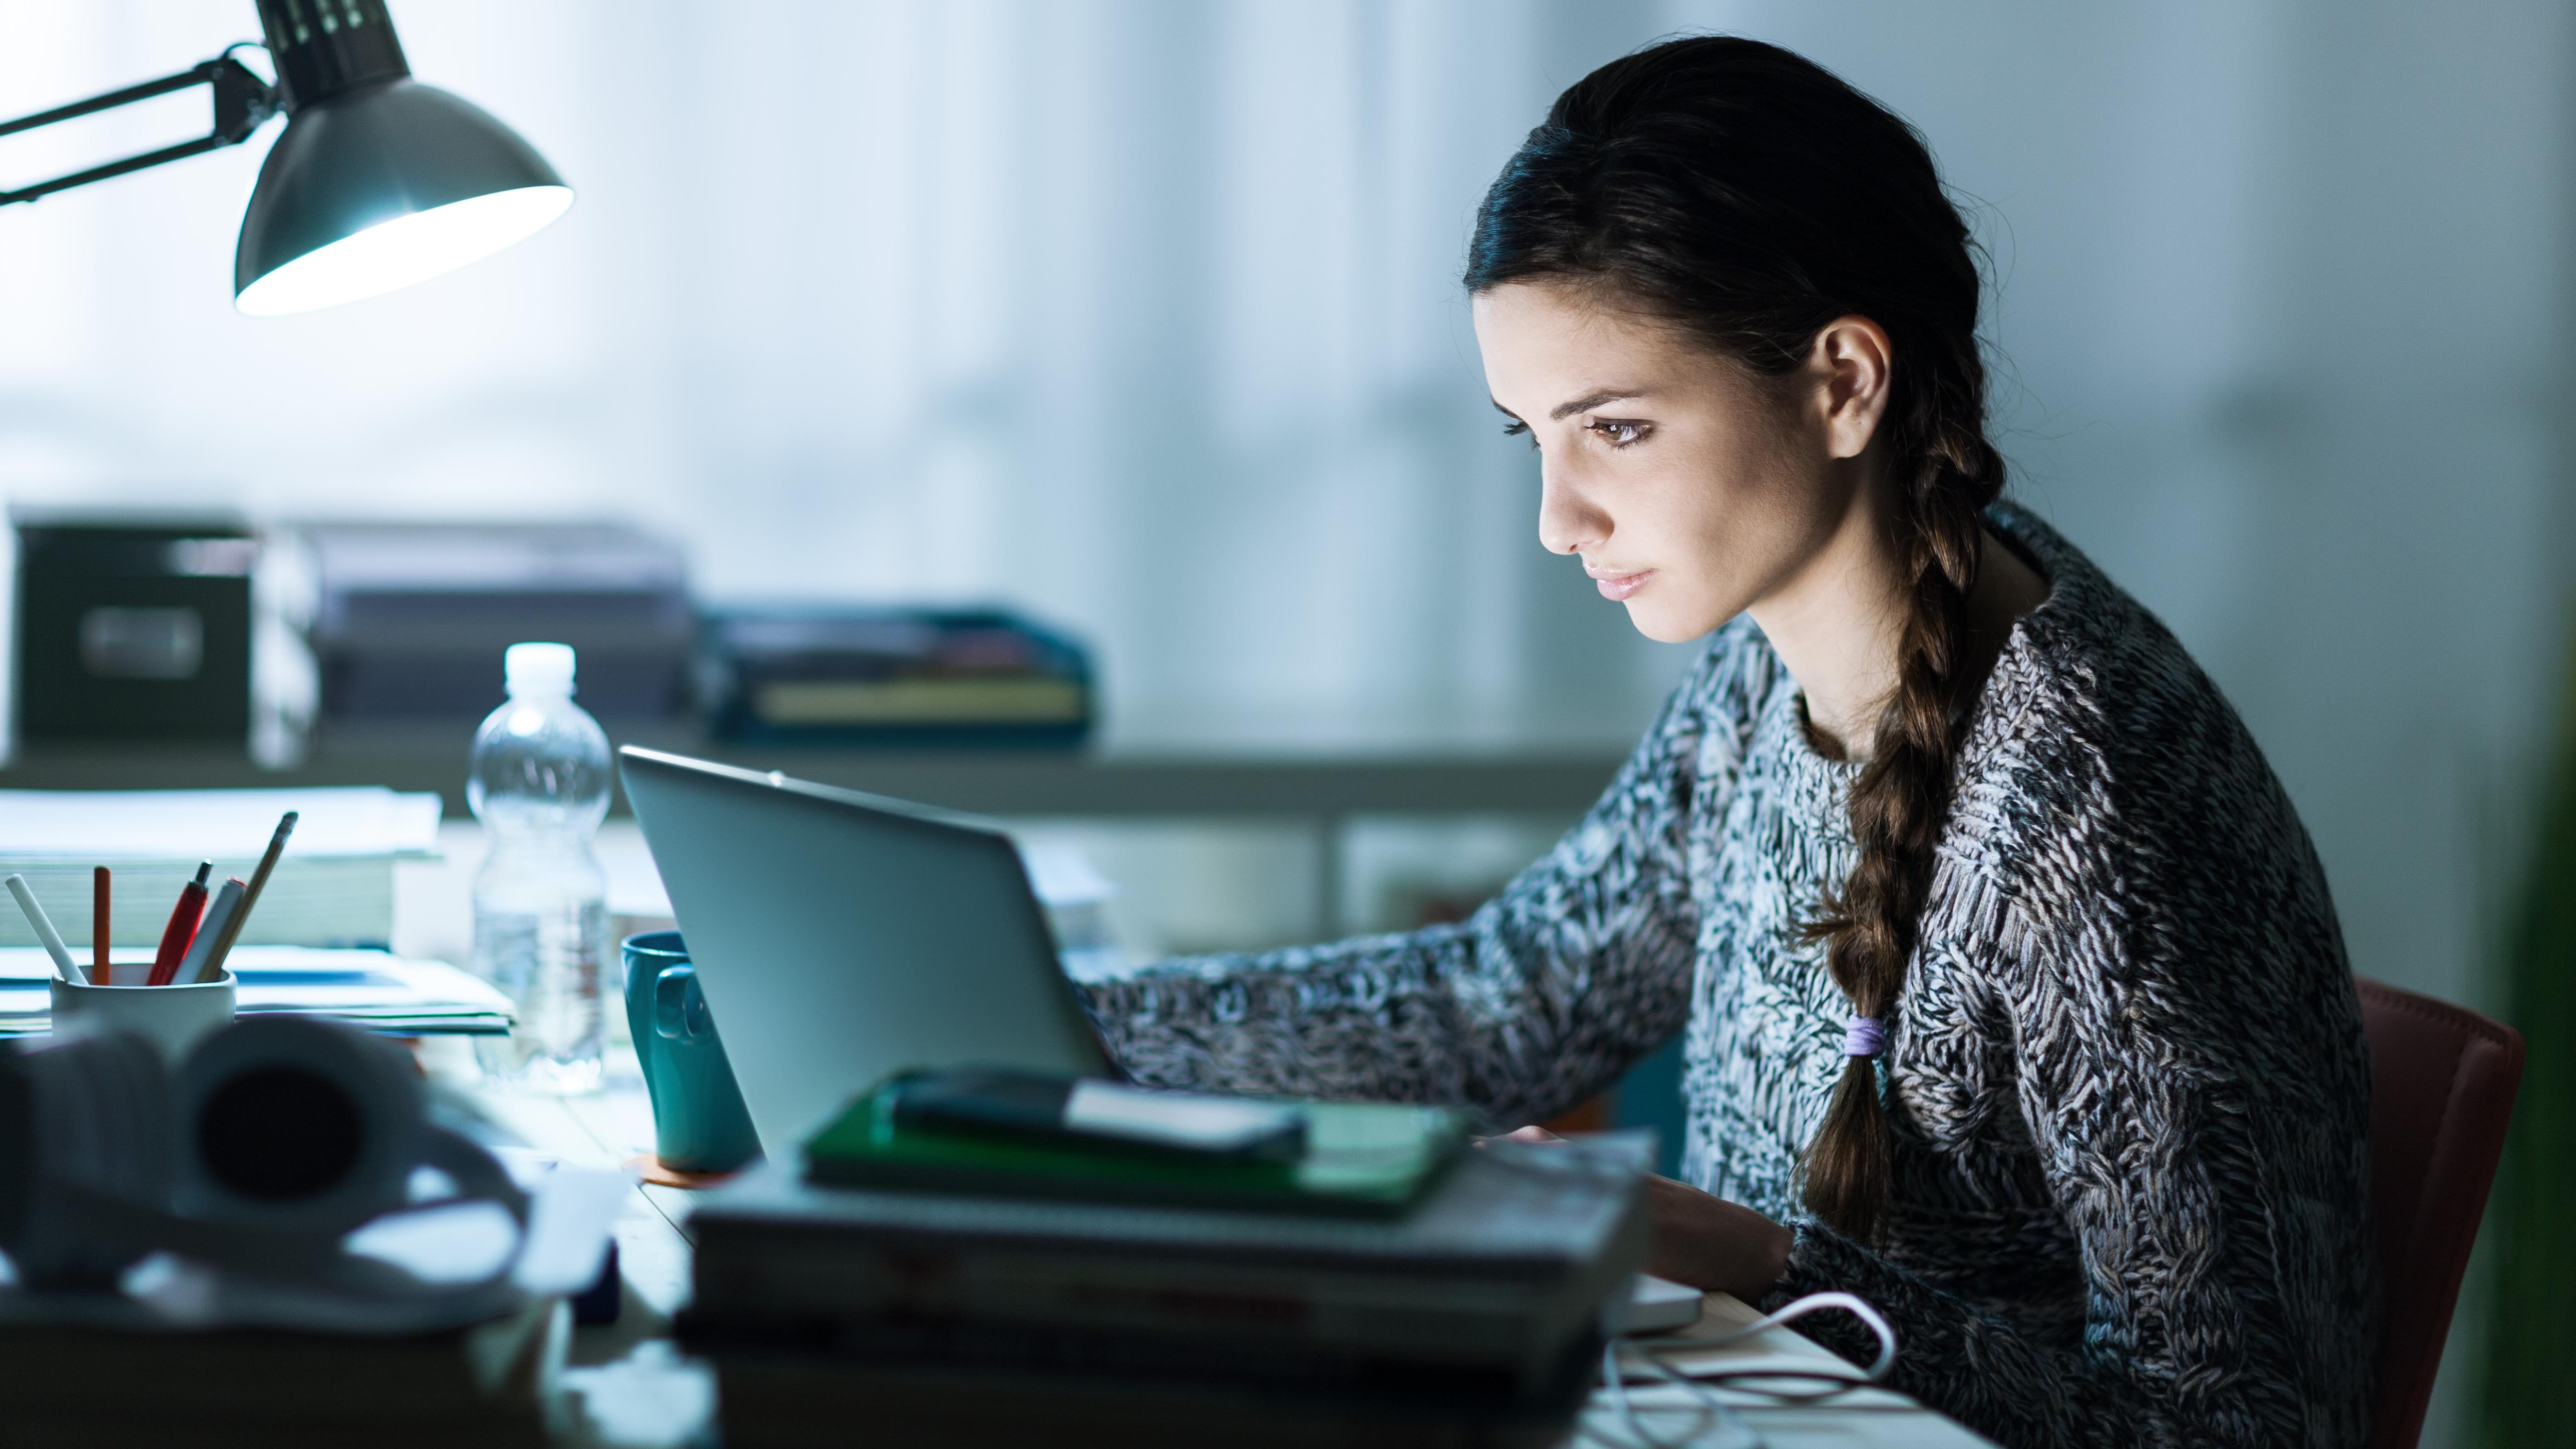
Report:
803,1085,1470,1219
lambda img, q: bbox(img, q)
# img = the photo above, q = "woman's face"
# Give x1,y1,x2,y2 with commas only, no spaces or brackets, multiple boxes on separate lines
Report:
1471,281,1873,644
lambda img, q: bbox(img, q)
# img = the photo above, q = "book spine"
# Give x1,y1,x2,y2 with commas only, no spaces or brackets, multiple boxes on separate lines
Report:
688,1179,1654,1382
706,1351,1588,1449
690,1238,1566,1369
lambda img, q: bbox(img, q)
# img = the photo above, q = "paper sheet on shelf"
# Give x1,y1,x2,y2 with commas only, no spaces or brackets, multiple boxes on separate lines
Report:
0,787,443,860
0,946,514,1036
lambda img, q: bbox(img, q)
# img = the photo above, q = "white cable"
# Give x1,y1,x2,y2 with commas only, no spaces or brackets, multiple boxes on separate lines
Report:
1621,1290,1900,1406
1709,1290,1899,1381
1620,1341,1769,1448
1583,1289,1895,1447
1585,1339,1735,1449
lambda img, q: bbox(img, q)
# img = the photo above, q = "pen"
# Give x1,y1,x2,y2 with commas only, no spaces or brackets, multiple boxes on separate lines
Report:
93,866,110,986
6,874,81,983
199,810,295,983
174,878,246,986
148,861,212,987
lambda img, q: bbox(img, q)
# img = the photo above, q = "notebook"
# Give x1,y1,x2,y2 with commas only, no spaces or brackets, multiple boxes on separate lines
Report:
804,1086,1470,1218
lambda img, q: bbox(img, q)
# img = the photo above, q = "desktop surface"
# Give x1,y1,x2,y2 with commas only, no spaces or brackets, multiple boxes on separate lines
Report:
433,1042,1997,1448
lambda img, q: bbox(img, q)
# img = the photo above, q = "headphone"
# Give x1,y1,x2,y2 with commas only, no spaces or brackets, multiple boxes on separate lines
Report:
0,1016,528,1302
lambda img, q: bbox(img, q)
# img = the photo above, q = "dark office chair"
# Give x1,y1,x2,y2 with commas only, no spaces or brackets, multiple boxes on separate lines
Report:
2356,976,2526,1449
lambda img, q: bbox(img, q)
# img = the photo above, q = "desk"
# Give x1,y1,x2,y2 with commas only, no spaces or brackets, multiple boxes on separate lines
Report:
444,1052,1997,1448
4,731,1625,938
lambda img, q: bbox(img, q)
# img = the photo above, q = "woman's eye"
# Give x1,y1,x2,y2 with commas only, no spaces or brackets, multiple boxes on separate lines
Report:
1588,419,1648,447
1500,419,1537,450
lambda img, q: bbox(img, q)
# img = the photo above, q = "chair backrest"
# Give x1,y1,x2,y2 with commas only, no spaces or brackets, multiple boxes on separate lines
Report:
2355,976,2526,1449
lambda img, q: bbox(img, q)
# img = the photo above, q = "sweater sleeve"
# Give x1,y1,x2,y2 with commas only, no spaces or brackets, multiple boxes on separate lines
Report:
1769,884,2378,1449
1073,632,1759,1128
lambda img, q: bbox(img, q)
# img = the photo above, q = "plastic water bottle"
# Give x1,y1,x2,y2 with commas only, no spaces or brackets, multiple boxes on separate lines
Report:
469,642,612,1093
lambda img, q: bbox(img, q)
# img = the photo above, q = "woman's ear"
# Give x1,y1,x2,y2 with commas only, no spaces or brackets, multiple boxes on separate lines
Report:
1810,315,1894,461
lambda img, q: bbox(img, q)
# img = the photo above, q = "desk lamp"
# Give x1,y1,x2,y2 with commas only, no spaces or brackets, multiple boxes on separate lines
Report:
0,0,570,316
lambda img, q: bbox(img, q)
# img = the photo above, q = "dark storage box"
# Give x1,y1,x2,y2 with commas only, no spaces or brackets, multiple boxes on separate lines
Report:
12,511,255,746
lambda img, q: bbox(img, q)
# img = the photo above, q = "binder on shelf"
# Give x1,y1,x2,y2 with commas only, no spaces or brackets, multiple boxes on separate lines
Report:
295,520,692,723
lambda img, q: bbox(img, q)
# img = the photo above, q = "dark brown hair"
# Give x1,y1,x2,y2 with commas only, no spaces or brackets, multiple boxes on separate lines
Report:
1464,36,2004,1240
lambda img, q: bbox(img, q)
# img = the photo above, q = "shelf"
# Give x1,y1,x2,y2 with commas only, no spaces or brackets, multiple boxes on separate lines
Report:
0,725,1629,824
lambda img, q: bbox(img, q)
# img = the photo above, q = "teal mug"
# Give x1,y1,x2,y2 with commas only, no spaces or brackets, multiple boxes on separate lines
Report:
621,931,761,1174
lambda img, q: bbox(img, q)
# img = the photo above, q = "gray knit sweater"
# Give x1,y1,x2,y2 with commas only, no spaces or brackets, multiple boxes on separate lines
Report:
1076,504,2376,1449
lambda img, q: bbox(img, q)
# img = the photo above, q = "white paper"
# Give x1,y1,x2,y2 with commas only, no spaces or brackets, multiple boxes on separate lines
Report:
511,1166,637,1295
345,1200,522,1284
0,946,515,1032
0,787,443,860
1063,1080,1303,1149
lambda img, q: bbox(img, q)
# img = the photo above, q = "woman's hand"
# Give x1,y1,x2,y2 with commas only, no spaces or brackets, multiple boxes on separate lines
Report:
1497,1126,1793,1303
1639,1172,1792,1302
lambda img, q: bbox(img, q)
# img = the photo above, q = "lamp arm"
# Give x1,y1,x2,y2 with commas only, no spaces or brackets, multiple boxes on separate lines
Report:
0,51,279,208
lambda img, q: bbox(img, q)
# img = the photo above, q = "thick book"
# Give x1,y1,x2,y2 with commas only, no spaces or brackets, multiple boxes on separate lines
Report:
803,1084,1467,1217
699,1331,1596,1449
688,1133,1653,1378
0,1293,561,1446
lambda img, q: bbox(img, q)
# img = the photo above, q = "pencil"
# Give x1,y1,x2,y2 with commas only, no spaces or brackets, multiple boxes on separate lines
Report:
198,810,295,983
147,862,213,987
175,879,245,986
6,874,81,983
93,867,110,986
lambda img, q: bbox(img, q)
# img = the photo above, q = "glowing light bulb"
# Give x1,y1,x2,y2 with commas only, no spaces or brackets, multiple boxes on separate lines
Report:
235,185,572,317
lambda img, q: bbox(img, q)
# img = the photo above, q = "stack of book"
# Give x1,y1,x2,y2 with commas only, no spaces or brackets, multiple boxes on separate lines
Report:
697,606,1094,749
681,1106,1652,1448
0,787,441,952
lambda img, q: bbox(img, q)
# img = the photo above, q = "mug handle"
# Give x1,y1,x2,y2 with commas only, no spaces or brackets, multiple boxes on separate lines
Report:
654,964,716,1042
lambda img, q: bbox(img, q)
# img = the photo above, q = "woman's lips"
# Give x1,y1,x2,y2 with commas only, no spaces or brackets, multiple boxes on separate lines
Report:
1586,565,1653,602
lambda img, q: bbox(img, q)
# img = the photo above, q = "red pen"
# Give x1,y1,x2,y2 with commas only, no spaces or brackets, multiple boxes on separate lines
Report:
148,862,213,987
92,867,110,986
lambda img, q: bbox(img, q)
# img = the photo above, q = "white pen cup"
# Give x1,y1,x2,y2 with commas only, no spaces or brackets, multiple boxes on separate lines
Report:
50,972,238,1064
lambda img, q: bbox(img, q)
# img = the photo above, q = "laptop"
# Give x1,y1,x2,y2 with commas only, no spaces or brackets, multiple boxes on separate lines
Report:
618,746,1690,1326
617,746,1114,1153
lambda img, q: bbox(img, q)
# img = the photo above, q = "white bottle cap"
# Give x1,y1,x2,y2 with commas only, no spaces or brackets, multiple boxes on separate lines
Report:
504,642,577,696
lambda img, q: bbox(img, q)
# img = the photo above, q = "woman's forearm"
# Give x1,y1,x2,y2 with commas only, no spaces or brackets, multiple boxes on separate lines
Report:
1640,1174,1791,1303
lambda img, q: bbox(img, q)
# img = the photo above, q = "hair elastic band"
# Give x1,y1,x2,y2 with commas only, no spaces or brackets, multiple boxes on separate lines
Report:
1843,1015,1887,1058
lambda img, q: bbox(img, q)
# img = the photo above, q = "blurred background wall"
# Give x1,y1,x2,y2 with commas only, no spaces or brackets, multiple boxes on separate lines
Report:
4,4,2569,1441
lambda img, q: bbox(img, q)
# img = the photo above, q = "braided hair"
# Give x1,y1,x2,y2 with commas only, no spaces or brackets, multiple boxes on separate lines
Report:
1465,36,2005,1240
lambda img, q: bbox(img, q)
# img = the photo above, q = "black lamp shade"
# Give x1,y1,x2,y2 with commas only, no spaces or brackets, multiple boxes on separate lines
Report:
232,77,572,317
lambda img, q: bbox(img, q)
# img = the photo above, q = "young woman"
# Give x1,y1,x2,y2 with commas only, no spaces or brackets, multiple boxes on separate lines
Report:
1078,36,2374,1449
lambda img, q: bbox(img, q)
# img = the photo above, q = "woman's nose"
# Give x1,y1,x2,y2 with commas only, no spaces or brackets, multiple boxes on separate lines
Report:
1536,463,1606,557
